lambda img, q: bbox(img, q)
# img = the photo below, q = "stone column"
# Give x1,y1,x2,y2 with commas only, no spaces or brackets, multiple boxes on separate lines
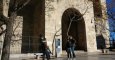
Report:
10,16,23,54
3,0,10,17
84,1,97,52
100,0,110,48
45,0,59,56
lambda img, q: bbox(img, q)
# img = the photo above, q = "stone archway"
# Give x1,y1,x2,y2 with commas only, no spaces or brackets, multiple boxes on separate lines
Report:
62,8,87,51
21,0,45,53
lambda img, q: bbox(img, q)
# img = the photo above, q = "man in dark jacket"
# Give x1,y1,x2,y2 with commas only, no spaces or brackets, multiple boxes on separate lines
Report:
39,35,51,60
41,39,51,60
66,39,72,58
69,36,76,58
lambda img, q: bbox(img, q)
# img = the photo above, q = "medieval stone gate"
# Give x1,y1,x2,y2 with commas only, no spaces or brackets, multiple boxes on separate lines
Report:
13,0,97,53
20,0,97,53
0,0,110,54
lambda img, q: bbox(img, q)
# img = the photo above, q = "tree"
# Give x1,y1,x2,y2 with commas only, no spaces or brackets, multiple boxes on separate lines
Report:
0,0,31,60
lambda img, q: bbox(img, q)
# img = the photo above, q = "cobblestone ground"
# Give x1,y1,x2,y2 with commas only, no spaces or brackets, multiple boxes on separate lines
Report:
7,51,115,60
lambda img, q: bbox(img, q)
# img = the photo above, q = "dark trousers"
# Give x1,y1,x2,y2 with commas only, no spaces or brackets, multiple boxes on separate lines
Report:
67,48,72,58
71,46,75,57
43,50,50,60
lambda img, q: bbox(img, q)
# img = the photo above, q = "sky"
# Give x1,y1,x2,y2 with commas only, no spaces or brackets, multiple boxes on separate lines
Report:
106,0,115,40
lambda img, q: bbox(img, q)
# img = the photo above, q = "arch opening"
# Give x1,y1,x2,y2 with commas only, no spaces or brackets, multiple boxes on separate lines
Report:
21,0,45,53
62,8,87,51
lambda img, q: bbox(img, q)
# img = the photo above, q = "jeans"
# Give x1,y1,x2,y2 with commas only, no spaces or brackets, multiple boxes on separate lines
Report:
67,48,72,58
71,46,75,57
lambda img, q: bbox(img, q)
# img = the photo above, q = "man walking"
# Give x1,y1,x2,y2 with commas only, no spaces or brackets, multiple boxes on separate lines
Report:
69,36,76,58
39,35,51,60
41,39,51,60
66,39,72,58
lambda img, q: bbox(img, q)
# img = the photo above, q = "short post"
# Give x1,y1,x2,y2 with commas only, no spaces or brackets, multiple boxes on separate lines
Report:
35,54,40,59
100,45,105,53
35,55,38,59
105,48,109,53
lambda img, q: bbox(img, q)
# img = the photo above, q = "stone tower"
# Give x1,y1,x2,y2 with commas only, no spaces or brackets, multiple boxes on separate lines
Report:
93,0,110,49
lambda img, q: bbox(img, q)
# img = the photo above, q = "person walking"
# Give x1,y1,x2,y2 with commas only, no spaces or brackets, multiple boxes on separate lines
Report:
66,38,72,58
40,36,51,60
69,36,76,58
39,34,45,52
41,40,51,60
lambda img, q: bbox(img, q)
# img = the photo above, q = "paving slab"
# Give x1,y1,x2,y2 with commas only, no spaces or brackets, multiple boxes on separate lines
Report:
1,51,115,60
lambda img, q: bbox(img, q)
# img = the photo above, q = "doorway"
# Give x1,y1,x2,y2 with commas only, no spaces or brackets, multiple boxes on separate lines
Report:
62,8,87,51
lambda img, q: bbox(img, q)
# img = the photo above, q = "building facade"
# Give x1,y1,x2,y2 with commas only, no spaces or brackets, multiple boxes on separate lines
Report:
0,0,110,54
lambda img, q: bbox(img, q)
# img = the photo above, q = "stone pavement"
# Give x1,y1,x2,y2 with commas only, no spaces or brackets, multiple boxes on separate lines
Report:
57,51,115,60
8,51,115,60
